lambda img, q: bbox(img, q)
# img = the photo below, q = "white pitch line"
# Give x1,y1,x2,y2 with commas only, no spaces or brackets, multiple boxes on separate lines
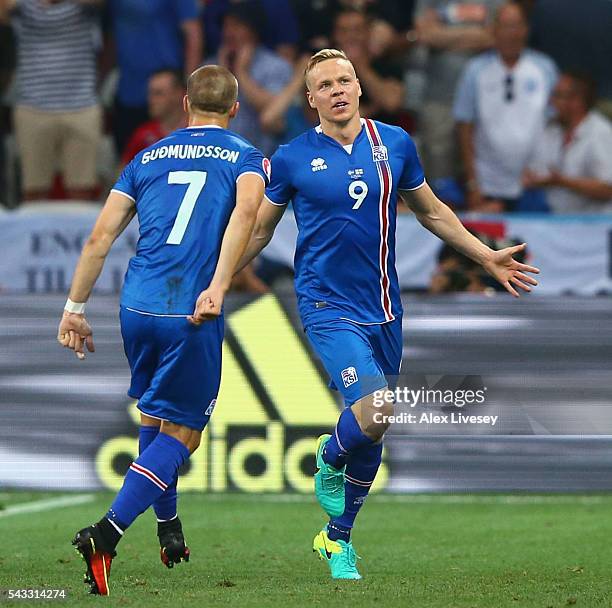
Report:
370,494,612,505
0,493,95,518
204,493,612,506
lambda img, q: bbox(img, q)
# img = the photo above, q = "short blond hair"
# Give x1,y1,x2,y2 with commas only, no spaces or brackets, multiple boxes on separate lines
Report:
304,48,351,89
187,65,238,115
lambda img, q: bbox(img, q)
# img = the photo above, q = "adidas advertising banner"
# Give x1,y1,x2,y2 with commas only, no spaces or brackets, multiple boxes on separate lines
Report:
0,206,611,295
1,293,611,492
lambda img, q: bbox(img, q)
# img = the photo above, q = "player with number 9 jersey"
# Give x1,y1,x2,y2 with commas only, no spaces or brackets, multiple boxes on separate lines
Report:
114,126,269,315
266,119,424,328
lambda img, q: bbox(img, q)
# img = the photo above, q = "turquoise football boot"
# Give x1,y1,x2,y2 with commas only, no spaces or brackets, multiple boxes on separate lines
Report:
312,528,362,580
314,434,345,518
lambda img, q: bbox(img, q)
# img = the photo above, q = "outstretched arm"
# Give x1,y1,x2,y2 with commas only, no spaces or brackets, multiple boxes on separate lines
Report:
58,191,136,358
188,174,265,325
402,183,540,297
234,197,286,274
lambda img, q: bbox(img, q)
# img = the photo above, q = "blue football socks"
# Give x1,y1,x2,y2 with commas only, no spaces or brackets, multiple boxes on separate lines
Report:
138,425,178,521
328,441,383,539
323,408,374,469
105,433,190,539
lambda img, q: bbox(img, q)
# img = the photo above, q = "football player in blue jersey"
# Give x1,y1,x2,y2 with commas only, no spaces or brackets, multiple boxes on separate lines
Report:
57,65,269,595
237,49,540,580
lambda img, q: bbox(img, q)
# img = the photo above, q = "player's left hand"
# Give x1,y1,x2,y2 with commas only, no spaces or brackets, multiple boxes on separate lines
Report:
188,288,225,325
482,243,540,298
57,312,95,360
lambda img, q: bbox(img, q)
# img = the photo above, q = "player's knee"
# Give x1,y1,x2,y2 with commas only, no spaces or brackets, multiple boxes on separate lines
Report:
140,413,161,427
364,401,393,441
160,421,201,454
352,397,393,442
187,433,201,454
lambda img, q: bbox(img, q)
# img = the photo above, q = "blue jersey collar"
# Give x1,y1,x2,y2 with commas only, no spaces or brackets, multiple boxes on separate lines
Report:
314,119,366,155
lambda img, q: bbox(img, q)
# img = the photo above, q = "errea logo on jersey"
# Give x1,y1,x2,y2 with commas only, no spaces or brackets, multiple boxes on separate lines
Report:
311,157,328,172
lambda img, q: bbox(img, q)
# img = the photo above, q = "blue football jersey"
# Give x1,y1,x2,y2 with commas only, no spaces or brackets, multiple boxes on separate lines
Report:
266,119,425,327
113,126,269,315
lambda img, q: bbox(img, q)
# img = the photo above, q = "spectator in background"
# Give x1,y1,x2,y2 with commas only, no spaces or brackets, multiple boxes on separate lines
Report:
0,2,16,207
430,234,526,293
331,9,404,124
292,0,336,50
202,0,299,62
260,55,319,143
293,0,415,57
5,0,103,201
108,0,202,155
429,240,488,293
206,3,292,156
121,69,187,167
352,0,417,58
454,2,557,212
530,0,612,111
414,0,503,181
524,72,612,214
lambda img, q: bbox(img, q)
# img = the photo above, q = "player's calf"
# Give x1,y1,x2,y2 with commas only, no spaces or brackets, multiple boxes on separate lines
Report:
351,393,394,442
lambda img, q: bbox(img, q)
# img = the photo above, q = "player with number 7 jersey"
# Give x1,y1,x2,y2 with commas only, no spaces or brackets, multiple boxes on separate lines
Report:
115,117,268,316
57,66,269,595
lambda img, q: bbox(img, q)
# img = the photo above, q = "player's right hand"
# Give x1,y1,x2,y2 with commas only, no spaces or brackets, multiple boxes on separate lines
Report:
188,288,224,325
57,312,95,360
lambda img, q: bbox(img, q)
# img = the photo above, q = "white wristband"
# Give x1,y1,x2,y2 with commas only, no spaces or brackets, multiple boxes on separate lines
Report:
64,298,86,314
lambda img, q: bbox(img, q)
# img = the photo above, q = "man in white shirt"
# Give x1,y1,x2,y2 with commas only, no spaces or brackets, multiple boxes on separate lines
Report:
453,1,558,211
524,72,612,213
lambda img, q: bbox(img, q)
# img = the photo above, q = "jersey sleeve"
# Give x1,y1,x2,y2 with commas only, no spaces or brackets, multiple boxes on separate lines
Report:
112,159,137,202
398,131,426,191
265,146,295,206
237,146,270,187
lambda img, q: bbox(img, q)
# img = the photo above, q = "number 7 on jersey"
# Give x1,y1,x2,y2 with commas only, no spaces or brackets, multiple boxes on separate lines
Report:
166,171,208,245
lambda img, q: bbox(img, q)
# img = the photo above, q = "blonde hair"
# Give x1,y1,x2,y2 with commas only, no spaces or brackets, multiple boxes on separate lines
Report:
305,48,352,89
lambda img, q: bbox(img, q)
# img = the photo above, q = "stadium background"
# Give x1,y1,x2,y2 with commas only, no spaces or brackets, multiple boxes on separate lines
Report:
1,2,612,604
1,209,612,494
0,0,611,494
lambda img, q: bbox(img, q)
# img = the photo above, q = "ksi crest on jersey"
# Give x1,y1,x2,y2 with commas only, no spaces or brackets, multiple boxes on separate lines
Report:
371,145,388,162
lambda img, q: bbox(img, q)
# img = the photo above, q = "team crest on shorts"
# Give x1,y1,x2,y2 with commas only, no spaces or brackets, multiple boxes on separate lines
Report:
205,399,217,416
372,145,388,162
341,366,358,388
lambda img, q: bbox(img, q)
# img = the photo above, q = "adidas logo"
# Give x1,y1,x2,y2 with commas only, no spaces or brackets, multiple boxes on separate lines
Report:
311,157,328,172
97,295,388,494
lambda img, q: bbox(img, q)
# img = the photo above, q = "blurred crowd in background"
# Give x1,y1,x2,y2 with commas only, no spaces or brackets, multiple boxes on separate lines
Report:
0,0,611,217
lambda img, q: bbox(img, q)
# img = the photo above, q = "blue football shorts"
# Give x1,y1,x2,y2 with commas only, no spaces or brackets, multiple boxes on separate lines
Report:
305,316,403,407
120,307,224,431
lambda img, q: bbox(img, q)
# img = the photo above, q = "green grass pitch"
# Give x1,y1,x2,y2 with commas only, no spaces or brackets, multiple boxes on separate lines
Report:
1,491,611,607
